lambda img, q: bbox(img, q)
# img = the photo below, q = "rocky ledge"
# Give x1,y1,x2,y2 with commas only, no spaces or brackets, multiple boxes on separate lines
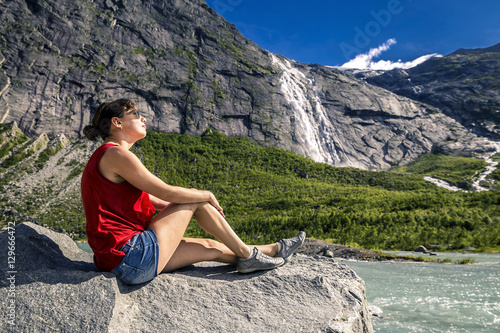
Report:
0,223,373,332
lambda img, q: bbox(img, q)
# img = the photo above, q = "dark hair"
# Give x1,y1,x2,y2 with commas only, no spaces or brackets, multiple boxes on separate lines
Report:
83,99,138,141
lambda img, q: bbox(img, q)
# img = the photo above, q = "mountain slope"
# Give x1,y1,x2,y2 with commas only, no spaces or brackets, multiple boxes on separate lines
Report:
358,43,500,139
0,0,493,170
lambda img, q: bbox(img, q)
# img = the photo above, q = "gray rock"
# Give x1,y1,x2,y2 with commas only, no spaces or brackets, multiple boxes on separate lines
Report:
323,250,335,258
299,238,383,261
0,223,373,332
357,43,500,141
414,245,429,253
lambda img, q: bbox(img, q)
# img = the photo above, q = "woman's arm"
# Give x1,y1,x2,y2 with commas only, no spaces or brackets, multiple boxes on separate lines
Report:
99,145,224,215
149,194,171,211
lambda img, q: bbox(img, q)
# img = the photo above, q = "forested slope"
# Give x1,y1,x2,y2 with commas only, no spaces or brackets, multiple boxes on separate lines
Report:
1,125,499,251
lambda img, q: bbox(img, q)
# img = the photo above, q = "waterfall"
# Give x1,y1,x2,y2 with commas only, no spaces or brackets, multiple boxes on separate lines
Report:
472,142,500,191
424,140,500,192
271,54,346,165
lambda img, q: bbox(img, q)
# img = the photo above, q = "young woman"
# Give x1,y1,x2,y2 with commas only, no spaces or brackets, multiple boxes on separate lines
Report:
81,98,305,285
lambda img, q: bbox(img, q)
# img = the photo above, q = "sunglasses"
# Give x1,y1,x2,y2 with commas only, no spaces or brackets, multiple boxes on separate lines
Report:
121,110,141,119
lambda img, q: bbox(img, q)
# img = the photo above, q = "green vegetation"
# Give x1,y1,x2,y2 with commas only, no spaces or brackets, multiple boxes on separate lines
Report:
456,258,477,265
66,163,85,181
392,153,488,190
211,79,226,106
1,139,34,169
1,127,498,252
128,130,499,251
0,126,28,161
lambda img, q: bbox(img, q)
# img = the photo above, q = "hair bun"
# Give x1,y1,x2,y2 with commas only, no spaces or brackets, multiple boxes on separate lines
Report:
83,125,104,141
84,98,137,141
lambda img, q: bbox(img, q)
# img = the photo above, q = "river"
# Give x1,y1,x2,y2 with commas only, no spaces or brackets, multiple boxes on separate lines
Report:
343,253,500,333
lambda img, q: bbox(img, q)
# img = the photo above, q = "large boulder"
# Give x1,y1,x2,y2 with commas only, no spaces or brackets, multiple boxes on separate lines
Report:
0,223,373,332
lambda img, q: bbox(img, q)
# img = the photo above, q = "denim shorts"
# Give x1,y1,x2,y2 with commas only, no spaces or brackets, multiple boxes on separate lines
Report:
111,229,159,285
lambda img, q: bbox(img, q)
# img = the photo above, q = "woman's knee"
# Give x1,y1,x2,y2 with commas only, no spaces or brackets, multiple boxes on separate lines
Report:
156,202,204,218
193,202,218,218
174,202,212,216
177,202,204,212
194,201,211,211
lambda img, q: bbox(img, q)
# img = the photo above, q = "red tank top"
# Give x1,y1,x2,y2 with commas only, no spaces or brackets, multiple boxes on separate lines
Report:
81,143,155,271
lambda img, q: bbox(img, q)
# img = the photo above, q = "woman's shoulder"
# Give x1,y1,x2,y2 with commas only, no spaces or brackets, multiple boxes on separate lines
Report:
92,142,119,157
101,144,143,172
103,144,136,160
100,144,150,185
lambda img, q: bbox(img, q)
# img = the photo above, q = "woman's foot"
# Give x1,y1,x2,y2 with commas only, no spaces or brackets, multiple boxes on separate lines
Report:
237,247,284,273
276,231,306,262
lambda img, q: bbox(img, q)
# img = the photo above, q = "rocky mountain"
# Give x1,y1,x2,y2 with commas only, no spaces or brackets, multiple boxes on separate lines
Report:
0,0,496,169
0,0,496,170
355,43,500,140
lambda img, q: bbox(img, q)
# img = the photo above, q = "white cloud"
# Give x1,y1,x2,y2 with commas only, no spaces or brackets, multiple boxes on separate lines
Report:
339,39,442,70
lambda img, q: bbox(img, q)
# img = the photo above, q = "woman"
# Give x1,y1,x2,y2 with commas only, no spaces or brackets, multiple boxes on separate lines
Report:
81,98,305,285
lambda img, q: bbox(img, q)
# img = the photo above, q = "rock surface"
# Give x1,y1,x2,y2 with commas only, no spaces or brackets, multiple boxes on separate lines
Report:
413,245,436,255
414,245,429,253
300,238,386,261
355,43,500,141
0,223,373,332
0,0,493,170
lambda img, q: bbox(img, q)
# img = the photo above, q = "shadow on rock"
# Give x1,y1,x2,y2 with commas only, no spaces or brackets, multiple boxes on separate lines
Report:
173,262,269,281
116,261,272,294
0,222,104,286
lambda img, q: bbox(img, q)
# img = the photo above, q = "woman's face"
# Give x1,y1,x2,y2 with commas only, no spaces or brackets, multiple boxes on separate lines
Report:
119,110,147,139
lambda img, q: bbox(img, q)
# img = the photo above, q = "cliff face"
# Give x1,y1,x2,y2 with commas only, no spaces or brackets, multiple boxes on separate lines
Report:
0,223,374,332
0,0,492,170
357,43,500,140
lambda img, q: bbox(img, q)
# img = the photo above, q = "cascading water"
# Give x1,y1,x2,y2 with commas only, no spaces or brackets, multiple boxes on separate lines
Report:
472,142,500,191
423,140,499,192
271,54,348,166
308,77,354,166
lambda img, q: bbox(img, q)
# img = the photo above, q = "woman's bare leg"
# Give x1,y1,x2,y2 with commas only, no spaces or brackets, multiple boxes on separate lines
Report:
191,202,279,258
161,237,234,272
148,203,202,274
162,237,280,272
149,202,279,274
192,202,251,259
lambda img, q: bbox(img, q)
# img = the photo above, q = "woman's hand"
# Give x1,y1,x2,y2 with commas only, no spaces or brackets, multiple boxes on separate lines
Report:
206,191,225,218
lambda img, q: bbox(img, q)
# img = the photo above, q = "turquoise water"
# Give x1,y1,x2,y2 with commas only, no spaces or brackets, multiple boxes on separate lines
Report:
77,242,92,253
383,250,500,265
343,255,500,333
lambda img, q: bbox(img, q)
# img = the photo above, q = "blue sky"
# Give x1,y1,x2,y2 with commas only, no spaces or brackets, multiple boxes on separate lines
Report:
204,0,500,69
